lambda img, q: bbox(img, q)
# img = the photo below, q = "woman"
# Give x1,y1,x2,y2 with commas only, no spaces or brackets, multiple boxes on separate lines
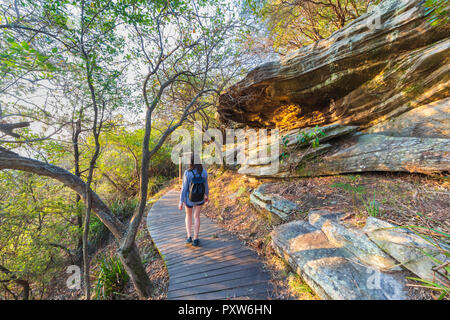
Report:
178,155,209,246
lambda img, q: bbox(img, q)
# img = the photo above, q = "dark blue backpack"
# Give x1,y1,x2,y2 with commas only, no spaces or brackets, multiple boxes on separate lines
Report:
188,169,205,202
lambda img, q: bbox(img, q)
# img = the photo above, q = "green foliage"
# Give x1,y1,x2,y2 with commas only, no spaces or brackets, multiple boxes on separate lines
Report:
0,30,58,81
245,0,379,52
0,0,249,300
94,255,130,300
89,197,138,246
424,0,449,26
361,191,380,217
287,273,315,298
89,216,109,247
332,175,377,213
332,176,381,217
0,171,78,299
281,125,326,161
95,122,177,199
109,198,138,221
400,221,450,299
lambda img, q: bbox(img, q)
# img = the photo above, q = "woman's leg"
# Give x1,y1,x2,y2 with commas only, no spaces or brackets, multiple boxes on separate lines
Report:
193,206,201,240
184,205,193,238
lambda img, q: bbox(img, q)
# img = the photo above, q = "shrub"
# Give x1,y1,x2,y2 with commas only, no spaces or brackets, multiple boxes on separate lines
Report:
109,198,138,221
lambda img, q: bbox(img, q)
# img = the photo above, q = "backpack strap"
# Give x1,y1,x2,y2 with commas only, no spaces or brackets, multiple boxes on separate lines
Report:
190,168,201,178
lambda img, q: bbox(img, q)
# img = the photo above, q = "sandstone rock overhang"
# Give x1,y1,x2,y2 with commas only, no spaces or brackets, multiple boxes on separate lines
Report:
217,0,450,130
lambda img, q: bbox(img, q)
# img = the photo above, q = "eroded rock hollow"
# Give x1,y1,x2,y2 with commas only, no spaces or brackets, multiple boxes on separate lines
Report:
218,0,449,133
219,0,449,177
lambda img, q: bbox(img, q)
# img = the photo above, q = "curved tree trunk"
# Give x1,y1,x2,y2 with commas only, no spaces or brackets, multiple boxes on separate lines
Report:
0,265,30,300
0,147,153,299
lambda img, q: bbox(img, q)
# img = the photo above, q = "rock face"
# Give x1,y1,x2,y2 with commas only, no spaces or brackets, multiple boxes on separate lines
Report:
218,0,450,131
295,133,450,177
366,98,450,138
238,129,450,177
220,0,450,177
271,212,409,300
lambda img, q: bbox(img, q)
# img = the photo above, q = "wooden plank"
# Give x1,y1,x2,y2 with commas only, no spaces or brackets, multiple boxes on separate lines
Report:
149,218,217,230
148,218,220,234
151,230,230,249
147,189,273,300
149,223,220,239
173,283,271,300
170,262,263,285
166,249,258,272
168,257,262,280
168,267,269,291
166,252,259,276
168,280,272,300
160,236,241,257
166,245,256,267
164,241,248,265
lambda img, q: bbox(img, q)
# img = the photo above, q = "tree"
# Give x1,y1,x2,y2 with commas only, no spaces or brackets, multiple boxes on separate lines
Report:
0,171,78,299
116,0,246,296
0,0,143,298
245,0,379,53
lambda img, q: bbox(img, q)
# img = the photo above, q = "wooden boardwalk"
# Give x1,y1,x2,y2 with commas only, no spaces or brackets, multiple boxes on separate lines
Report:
146,190,273,300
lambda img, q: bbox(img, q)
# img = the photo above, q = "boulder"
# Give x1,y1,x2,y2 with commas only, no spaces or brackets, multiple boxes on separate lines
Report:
271,220,408,299
250,183,299,220
218,0,450,131
364,217,450,283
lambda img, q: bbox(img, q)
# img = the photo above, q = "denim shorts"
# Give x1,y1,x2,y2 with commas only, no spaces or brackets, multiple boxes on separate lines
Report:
185,201,204,208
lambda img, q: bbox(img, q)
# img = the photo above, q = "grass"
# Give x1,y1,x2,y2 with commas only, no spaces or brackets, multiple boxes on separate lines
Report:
362,191,380,217
287,273,316,299
400,219,450,300
109,198,138,220
94,254,130,300
331,175,382,217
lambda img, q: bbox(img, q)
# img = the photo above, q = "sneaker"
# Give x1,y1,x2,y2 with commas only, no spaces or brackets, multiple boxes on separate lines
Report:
192,239,199,246
185,236,192,244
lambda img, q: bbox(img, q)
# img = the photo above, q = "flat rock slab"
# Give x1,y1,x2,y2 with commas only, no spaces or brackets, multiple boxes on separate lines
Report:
271,220,409,300
309,210,402,272
147,190,273,300
364,217,450,283
284,124,359,148
253,133,450,178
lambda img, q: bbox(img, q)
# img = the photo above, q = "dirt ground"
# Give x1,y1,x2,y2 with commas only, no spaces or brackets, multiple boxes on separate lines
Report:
200,168,449,300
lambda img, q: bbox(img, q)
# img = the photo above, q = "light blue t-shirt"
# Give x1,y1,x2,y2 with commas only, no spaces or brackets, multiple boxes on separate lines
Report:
179,168,209,207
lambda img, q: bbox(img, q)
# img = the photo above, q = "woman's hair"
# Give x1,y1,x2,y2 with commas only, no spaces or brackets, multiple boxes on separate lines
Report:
189,153,203,174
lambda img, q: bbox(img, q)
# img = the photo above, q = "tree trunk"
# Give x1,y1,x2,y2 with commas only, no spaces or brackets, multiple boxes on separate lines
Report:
72,118,83,264
117,243,153,298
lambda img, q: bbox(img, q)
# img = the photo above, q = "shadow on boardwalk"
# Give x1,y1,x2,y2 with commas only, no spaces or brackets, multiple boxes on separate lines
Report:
147,190,273,300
